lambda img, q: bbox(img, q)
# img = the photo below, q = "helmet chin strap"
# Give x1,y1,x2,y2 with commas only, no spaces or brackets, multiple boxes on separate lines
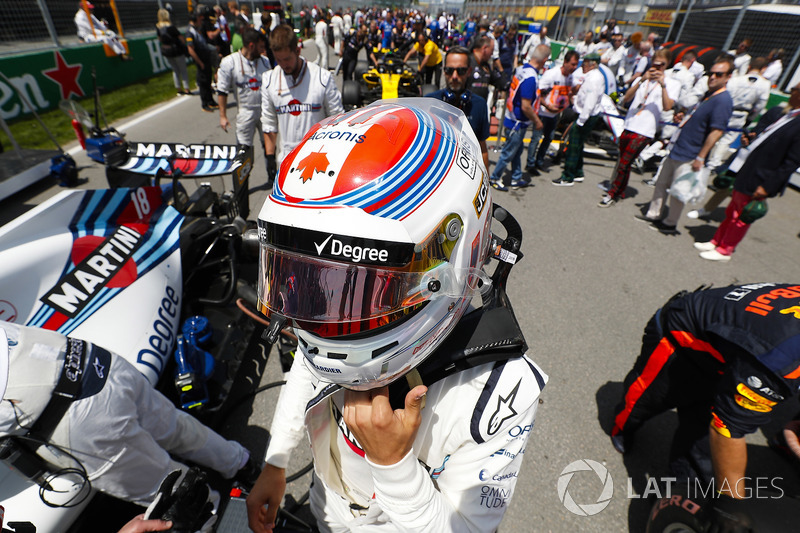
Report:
266,314,288,345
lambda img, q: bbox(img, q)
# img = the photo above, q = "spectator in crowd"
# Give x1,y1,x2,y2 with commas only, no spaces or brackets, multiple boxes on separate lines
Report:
636,56,734,234
427,47,490,170
261,25,343,181
155,8,190,95
575,31,595,58
404,31,443,87
763,48,785,86
602,32,627,79
217,28,271,176
74,2,127,57
520,26,549,64
529,50,580,173
706,57,770,170
186,9,218,112
728,38,753,77
553,53,610,186
620,32,644,87
213,4,232,57
599,49,679,207
601,18,621,35
693,83,800,261
625,41,651,88
489,44,549,192
593,33,612,55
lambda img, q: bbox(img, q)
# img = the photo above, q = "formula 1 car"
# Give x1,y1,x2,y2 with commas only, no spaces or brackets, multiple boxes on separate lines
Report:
0,158,275,531
342,54,437,110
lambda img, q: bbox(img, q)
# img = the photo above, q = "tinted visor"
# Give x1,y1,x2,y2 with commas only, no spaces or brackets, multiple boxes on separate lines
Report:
258,245,435,337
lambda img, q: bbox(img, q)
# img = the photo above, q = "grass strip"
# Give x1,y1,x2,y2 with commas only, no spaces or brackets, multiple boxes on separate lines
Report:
1,65,198,152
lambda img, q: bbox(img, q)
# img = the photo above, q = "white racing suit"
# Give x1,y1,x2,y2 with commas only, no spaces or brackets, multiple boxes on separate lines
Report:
73,9,126,56
216,52,272,146
260,58,343,163
266,351,547,532
0,321,247,506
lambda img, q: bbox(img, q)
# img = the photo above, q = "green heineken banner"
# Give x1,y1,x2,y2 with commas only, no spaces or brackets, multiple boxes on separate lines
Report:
0,36,174,121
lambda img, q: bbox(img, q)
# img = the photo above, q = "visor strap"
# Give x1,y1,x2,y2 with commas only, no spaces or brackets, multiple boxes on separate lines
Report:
405,369,426,409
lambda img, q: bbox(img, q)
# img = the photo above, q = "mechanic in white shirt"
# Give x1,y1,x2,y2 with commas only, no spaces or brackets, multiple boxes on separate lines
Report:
218,29,271,149
261,25,343,182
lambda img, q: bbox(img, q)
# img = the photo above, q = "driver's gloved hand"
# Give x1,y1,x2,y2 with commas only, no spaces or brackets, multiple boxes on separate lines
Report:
145,467,216,533
266,154,277,185
708,493,753,533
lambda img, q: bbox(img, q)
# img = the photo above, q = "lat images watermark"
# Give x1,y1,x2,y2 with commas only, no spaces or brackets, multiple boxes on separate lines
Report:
557,459,614,516
557,459,786,517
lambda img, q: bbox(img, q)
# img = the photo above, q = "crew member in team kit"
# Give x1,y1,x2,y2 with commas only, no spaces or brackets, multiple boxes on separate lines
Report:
217,28,272,173
261,25,343,184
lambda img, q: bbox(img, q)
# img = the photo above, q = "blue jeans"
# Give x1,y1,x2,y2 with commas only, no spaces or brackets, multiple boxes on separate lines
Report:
491,124,541,184
525,127,544,168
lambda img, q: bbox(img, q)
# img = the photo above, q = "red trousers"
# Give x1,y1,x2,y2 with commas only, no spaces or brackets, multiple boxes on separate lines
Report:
711,190,753,256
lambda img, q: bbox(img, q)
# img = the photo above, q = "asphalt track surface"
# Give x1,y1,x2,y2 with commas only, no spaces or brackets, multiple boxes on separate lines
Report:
2,49,800,532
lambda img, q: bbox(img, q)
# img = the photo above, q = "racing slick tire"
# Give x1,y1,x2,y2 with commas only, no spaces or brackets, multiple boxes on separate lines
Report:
645,491,709,533
354,60,369,78
421,84,438,97
342,80,362,110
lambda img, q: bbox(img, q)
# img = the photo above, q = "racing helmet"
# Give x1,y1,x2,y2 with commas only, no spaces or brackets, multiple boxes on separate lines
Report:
257,99,492,390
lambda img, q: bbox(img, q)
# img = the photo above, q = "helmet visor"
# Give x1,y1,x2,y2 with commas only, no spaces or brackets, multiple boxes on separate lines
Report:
257,245,489,337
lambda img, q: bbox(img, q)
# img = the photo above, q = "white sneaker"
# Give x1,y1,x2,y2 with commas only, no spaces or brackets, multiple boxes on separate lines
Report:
699,249,731,262
687,208,707,220
693,242,716,252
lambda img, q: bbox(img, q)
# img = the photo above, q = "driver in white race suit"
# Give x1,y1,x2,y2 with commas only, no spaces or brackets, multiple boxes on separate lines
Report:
0,321,253,506
217,28,272,174
246,99,548,532
261,25,343,185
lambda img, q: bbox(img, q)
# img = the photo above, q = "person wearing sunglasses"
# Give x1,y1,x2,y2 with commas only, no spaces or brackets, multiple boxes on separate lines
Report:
693,82,800,261
636,56,734,234
599,49,681,207
427,47,491,171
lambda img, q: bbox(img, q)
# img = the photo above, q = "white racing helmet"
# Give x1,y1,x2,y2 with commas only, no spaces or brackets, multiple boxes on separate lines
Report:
257,98,492,390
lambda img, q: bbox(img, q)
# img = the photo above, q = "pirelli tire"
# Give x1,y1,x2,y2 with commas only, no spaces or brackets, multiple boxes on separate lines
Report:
645,493,709,533
342,80,362,110
354,60,369,78
421,84,438,97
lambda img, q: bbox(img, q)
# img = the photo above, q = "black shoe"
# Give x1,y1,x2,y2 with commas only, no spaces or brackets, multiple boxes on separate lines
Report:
524,165,540,176
201,105,215,113
535,160,549,172
650,220,679,235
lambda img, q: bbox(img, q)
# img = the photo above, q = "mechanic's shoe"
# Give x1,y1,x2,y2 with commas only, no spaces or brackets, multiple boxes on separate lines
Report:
524,165,540,176
634,213,660,224
597,195,616,208
490,179,508,192
611,434,627,454
551,177,574,187
234,453,264,491
642,177,657,187
650,220,679,235
686,208,706,219
693,241,716,252
699,249,731,262
510,178,531,190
